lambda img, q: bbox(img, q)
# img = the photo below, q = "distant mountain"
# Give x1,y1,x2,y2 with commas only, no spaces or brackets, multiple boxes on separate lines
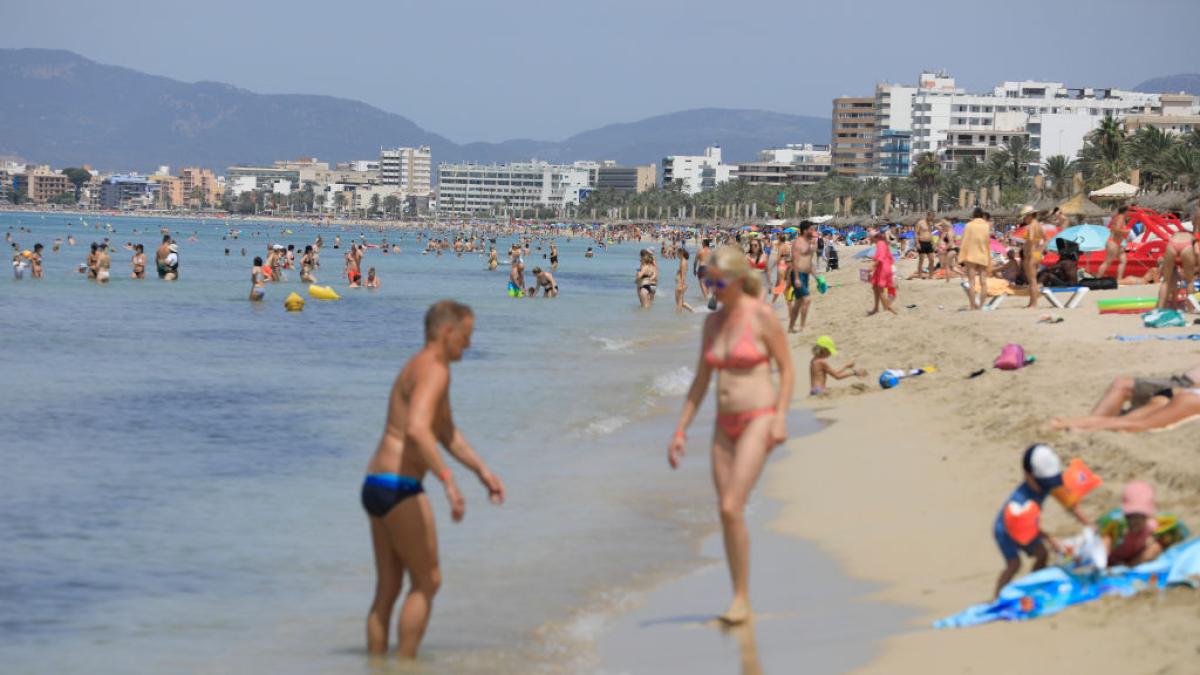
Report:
0,49,829,173
1134,74,1200,95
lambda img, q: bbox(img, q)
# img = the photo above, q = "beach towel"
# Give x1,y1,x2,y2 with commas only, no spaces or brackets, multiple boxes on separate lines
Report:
934,537,1200,629
1111,334,1200,342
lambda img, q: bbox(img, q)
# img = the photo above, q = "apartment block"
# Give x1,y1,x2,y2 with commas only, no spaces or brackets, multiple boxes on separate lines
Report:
830,98,876,176
379,146,432,196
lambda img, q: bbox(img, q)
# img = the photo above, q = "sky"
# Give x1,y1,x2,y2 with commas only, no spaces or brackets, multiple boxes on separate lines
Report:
3,0,1198,143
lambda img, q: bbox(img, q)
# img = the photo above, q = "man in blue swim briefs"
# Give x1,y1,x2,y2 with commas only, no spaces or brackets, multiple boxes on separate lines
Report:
361,300,506,658
788,221,815,333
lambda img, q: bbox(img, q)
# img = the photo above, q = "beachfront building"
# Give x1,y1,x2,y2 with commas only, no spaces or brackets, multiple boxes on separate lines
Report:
830,97,876,176
13,166,72,204
179,167,223,208
743,144,833,184
1122,93,1200,135
379,146,432,196
436,161,591,215
151,174,184,209
662,146,734,195
844,71,1170,175
595,164,657,193
99,174,157,209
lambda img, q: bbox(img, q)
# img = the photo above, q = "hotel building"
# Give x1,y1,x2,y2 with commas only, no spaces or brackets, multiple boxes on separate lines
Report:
662,146,735,195
436,161,591,214
379,146,432,196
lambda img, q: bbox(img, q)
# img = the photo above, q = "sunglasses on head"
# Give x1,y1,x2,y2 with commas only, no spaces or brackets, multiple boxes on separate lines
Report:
703,278,728,289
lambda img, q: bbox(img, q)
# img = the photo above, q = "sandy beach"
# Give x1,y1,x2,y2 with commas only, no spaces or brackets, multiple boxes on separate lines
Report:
765,248,1200,673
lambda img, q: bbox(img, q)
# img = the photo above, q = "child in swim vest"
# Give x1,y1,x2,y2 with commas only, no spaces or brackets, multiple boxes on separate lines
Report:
992,444,1091,598
808,336,865,396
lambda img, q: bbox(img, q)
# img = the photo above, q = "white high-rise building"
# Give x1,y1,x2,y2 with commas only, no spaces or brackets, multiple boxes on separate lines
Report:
379,146,432,196
662,145,734,195
889,72,1163,171
436,161,591,215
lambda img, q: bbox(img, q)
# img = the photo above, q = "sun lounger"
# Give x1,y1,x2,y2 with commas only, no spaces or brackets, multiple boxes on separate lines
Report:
1040,286,1090,309
961,280,1007,310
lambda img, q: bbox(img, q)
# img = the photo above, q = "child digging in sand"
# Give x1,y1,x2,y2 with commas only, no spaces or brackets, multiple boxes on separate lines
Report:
809,336,866,396
993,444,1091,598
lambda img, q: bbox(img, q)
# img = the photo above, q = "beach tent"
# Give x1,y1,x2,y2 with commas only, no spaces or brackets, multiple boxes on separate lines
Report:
1057,194,1110,220
1046,224,1109,252
1089,181,1139,200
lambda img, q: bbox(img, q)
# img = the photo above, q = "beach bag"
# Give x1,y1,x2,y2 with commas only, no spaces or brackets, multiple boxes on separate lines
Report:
1055,238,1081,262
993,344,1026,370
1079,277,1117,290
1142,309,1186,328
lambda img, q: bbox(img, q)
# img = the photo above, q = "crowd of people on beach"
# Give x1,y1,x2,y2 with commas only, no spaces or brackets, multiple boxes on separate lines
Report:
8,199,1199,661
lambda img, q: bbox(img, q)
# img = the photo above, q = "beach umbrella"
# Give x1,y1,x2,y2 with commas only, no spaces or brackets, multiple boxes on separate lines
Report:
741,224,757,231
900,231,915,239
989,239,1007,254
784,226,798,233
1011,223,1061,241
1057,194,1110,219
953,222,966,235
1047,224,1110,252
1089,181,1139,200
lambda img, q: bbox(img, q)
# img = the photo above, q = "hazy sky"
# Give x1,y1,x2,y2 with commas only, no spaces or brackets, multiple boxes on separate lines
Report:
4,0,1198,142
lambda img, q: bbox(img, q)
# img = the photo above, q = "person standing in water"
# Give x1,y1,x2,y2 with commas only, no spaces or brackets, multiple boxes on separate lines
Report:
488,247,498,271
96,243,112,284
668,246,794,624
694,238,714,305
155,235,172,279
249,256,266,301
675,248,695,313
549,242,559,271
637,249,658,308
131,244,146,279
361,301,505,658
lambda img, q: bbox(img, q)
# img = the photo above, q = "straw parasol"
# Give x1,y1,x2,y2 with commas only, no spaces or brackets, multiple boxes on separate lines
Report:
1132,191,1196,214
1056,194,1110,219
1089,181,1139,200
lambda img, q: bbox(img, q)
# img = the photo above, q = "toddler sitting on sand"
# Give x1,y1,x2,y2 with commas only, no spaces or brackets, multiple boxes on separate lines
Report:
993,444,1091,598
809,336,866,396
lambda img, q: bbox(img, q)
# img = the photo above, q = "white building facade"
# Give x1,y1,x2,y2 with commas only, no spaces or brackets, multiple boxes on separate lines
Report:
662,145,734,195
868,71,1166,173
436,161,591,215
379,146,432,196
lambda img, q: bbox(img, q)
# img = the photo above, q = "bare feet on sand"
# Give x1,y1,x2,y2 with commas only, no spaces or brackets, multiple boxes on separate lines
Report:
719,597,752,625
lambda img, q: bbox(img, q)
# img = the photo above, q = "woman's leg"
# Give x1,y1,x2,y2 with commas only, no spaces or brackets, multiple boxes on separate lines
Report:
1157,247,1179,308
1117,251,1128,283
1025,257,1039,307
1070,394,1200,432
710,415,774,624
1181,249,1197,311
1097,242,1118,278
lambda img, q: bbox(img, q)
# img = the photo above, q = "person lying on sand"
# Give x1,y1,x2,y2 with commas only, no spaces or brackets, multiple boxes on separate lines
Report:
809,336,865,396
1051,365,1200,431
993,444,1090,598
1097,481,1189,568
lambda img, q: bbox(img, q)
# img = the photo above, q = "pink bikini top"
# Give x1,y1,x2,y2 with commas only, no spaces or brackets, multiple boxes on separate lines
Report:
705,314,769,369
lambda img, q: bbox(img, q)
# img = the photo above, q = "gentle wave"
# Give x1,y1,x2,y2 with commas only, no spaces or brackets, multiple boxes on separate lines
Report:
590,336,634,353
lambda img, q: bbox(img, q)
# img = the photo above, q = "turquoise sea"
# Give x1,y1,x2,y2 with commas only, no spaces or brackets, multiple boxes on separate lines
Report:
3,211,829,673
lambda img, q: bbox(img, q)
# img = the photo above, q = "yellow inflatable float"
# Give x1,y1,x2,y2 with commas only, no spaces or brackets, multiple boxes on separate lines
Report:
308,284,341,300
284,292,305,312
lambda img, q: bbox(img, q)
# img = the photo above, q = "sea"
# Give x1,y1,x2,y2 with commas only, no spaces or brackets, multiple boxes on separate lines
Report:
1,211,832,674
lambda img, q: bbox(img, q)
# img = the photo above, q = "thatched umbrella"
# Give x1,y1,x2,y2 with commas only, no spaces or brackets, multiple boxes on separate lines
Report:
1133,191,1196,214
1056,194,1110,220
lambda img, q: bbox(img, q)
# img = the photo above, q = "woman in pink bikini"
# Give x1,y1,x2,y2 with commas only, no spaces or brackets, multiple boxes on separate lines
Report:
1097,206,1130,280
667,245,794,624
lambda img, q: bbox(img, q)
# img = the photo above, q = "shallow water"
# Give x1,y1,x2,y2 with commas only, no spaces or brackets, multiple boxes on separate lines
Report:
1,212,771,673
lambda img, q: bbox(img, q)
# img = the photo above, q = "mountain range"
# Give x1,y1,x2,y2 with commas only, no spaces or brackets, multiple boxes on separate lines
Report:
1133,74,1200,96
0,48,829,172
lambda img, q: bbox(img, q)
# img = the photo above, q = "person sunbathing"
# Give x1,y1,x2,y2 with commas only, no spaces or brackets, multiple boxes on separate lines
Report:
1051,384,1200,429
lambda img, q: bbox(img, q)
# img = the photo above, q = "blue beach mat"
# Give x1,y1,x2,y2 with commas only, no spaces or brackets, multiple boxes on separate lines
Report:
1111,334,1200,342
934,537,1200,629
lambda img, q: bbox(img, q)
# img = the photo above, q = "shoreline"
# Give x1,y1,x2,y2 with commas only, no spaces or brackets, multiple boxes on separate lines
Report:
767,248,1200,673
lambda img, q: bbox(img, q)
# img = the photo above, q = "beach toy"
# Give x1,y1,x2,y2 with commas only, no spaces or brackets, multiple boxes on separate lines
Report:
879,367,935,389
1097,297,1157,314
1003,499,1042,546
308,284,341,300
284,292,305,312
816,276,828,294
21,250,31,258
506,281,524,298
993,344,1027,370
1053,458,1102,509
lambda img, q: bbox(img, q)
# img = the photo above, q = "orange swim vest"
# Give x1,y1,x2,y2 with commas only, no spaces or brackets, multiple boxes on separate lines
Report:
1003,500,1041,545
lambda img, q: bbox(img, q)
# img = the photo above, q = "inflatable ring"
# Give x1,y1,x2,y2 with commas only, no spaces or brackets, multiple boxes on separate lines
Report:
308,284,341,300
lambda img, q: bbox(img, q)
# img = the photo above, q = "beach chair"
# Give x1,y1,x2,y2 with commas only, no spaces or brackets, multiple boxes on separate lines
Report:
1040,286,1090,309
961,280,1008,310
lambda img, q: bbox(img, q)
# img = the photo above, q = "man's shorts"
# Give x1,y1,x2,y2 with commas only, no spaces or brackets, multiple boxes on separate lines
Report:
1132,374,1194,408
791,271,811,299
918,240,934,254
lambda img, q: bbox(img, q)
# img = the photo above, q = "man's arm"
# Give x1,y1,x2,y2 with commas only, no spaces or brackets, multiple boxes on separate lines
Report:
444,429,505,504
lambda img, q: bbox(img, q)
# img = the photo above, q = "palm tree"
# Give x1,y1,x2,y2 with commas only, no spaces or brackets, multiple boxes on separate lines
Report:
1127,126,1177,191
1040,155,1076,198
1078,117,1129,188
1002,136,1037,183
910,152,941,209
333,191,347,215
1162,144,1200,192
369,194,381,217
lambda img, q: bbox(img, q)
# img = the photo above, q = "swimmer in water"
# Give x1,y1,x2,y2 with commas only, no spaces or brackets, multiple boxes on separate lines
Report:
532,267,558,297
96,244,111,284
549,242,559,271
250,256,265,301
365,267,380,288
300,245,317,283
31,244,44,279
488,247,498,271
361,301,505,658
637,249,658,308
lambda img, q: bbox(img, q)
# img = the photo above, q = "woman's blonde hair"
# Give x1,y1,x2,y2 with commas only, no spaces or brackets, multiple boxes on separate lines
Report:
712,245,762,297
